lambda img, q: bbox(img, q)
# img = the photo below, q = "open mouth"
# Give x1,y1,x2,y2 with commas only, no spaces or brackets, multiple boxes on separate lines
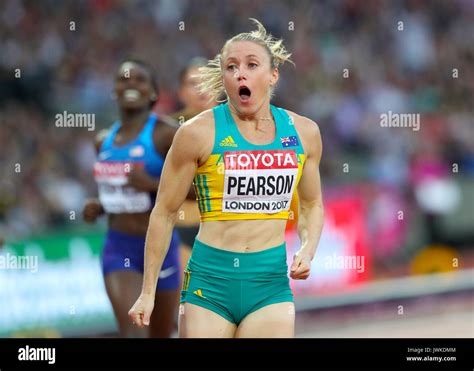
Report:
123,89,141,102
238,86,251,102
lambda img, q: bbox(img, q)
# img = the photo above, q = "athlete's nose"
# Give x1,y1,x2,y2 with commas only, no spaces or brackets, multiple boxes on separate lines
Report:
124,76,139,88
235,68,247,81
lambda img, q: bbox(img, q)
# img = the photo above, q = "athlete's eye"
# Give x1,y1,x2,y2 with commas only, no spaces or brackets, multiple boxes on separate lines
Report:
227,64,237,71
248,63,258,69
136,74,147,83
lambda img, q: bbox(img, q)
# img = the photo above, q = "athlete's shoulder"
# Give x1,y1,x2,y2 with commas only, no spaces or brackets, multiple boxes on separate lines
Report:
283,109,320,136
180,108,215,130
282,108,321,158
176,108,214,141
94,128,110,153
152,114,179,152
172,108,214,161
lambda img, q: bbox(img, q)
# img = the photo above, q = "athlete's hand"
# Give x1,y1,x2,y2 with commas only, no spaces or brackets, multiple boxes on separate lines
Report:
82,198,104,223
290,249,312,280
128,293,155,328
126,166,159,192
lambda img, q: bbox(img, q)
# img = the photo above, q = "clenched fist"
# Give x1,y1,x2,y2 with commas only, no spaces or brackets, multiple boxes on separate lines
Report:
82,198,104,223
290,249,312,280
128,293,155,328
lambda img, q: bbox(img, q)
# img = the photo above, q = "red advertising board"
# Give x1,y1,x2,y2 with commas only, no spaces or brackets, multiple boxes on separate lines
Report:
286,195,372,296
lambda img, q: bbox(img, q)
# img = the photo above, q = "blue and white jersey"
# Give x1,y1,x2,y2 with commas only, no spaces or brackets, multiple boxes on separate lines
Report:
93,114,164,213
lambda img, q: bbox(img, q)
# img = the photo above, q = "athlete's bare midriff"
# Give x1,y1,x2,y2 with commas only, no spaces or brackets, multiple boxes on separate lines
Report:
197,218,287,252
108,212,151,236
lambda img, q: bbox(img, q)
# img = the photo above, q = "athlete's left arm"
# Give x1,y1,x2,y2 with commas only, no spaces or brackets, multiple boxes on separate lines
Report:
157,117,197,200
290,117,324,280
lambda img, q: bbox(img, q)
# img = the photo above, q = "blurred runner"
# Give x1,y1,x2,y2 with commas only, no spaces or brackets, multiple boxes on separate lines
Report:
83,59,190,337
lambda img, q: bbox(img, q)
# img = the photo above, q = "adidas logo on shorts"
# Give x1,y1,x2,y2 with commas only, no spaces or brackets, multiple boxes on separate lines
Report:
219,136,238,147
193,289,206,298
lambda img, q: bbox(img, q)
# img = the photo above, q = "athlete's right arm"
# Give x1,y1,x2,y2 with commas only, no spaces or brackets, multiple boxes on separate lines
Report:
129,119,205,327
82,130,109,223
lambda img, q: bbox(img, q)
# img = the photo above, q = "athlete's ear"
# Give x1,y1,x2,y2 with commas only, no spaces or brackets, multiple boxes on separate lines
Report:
270,67,279,88
177,84,185,103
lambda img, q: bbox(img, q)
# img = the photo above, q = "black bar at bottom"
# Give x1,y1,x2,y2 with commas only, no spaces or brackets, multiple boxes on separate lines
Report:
0,338,472,370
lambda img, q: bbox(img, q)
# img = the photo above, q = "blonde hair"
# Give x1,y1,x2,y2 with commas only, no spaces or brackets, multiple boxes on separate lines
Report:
197,18,294,103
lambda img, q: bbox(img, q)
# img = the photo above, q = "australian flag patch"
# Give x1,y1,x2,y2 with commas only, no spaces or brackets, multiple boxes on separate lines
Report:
280,135,299,147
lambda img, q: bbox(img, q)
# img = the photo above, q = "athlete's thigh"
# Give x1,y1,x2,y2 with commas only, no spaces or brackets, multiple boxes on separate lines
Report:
104,271,148,338
235,302,295,338
178,303,237,338
149,289,180,338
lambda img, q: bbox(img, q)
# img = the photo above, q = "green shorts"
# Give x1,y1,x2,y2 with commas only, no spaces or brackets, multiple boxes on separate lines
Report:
180,238,294,325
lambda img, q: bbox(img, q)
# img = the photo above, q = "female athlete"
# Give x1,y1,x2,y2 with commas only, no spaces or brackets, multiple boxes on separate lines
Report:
129,19,324,338
83,59,185,337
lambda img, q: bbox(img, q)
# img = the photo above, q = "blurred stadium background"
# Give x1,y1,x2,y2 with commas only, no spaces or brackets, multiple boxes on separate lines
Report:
0,0,473,338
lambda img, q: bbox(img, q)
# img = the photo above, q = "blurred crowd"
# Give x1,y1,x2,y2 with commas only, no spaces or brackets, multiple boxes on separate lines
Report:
1,0,473,253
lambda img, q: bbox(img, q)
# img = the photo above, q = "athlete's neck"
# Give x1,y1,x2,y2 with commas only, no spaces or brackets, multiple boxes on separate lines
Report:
228,100,273,131
119,108,151,131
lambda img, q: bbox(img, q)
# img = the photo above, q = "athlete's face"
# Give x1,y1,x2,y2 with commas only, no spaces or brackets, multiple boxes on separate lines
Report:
178,66,214,114
222,41,278,115
115,62,157,110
